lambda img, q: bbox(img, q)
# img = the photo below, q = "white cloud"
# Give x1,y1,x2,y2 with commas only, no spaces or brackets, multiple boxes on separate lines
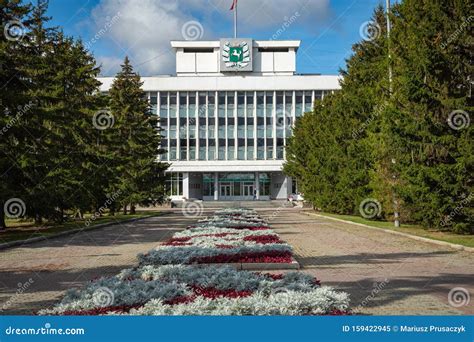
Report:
90,0,333,76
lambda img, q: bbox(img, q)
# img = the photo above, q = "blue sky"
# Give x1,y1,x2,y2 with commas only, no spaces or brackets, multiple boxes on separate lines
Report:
45,0,389,76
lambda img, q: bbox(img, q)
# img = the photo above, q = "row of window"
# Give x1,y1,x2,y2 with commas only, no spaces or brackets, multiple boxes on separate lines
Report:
151,90,331,161
149,90,324,118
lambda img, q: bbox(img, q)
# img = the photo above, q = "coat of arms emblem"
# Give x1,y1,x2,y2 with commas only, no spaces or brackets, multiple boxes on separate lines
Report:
222,41,250,69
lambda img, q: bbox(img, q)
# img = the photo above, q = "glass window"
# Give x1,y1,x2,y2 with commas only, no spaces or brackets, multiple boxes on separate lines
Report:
228,146,235,160
227,91,235,117
208,145,215,160
209,125,215,139
189,146,196,160
246,91,254,117
285,91,292,117
179,92,187,117
169,147,177,160
276,146,284,159
160,92,168,117
237,92,245,117
208,92,215,118
227,125,234,138
247,146,254,159
257,91,264,117
295,91,303,117
166,173,183,196
265,92,273,117
238,146,245,160
198,92,206,117
237,126,245,138
247,125,254,138
314,90,322,101
150,92,157,115
198,147,206,160
169,125,177,139
180,147,187,160
257,146,265,160
169,92,177,117
218,146,225,160
304,90,312,112
259,173,271,196
189,92,196,117
218,92,225,117
199,125,206,139
203,173,215,196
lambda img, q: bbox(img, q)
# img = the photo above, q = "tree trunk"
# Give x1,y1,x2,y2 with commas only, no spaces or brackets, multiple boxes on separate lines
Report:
35,213,43,225
0,207,6,231
130,205,136,215
123,204,127,215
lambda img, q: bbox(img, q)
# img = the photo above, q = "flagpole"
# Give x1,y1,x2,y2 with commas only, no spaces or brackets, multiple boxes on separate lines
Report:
234,2,237,38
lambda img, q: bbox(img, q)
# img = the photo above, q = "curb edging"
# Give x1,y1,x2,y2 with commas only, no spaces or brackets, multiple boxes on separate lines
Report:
304,212,474,253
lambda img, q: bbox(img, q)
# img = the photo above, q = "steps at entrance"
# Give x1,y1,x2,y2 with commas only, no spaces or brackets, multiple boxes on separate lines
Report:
201,200,287,209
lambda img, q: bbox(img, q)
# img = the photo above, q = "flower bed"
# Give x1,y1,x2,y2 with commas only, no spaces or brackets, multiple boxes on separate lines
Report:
39,265,350,316
139,210,295,265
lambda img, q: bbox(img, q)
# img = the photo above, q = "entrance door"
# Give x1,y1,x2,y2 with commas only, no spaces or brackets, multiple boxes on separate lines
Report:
242,184,254,200
219,184,232,200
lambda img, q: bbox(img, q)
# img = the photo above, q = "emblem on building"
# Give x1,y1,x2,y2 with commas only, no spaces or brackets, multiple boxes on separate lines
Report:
220,38,253,72
222,41,250,68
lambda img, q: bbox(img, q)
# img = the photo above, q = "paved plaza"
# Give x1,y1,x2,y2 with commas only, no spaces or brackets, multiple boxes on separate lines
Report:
0,207,472,315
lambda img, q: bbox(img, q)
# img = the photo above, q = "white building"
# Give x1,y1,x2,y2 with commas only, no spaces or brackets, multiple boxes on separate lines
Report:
98,38,341,201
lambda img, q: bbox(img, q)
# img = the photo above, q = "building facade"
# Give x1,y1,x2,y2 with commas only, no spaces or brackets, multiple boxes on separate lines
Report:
98,39,341,201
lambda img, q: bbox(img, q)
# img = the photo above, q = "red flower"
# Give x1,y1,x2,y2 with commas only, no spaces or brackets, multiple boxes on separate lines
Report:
192,251,293,264
243,235,282,244
191,285,253,299
59,303,144,316
163,295,197,305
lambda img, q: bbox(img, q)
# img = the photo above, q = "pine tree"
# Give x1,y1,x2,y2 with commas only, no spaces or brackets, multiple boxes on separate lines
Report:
0,0,33,229
284,7,388,215
382,0,473,231
108,57,168,214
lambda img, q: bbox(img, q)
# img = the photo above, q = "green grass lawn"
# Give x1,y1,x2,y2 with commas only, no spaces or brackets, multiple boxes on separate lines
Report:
315,212,474,248
0,211,162,245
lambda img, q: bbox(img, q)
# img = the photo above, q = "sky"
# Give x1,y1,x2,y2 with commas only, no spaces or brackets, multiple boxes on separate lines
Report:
44,0,390,77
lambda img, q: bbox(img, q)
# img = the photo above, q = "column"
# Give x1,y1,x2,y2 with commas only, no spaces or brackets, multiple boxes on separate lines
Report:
213,172,219,200
255,172,260,200
183,172,189,200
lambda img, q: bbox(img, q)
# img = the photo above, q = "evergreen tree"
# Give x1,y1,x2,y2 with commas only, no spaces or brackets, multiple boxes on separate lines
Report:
382,0,473,231
108,57,168,214
0,0,33,229
284,7,388,215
